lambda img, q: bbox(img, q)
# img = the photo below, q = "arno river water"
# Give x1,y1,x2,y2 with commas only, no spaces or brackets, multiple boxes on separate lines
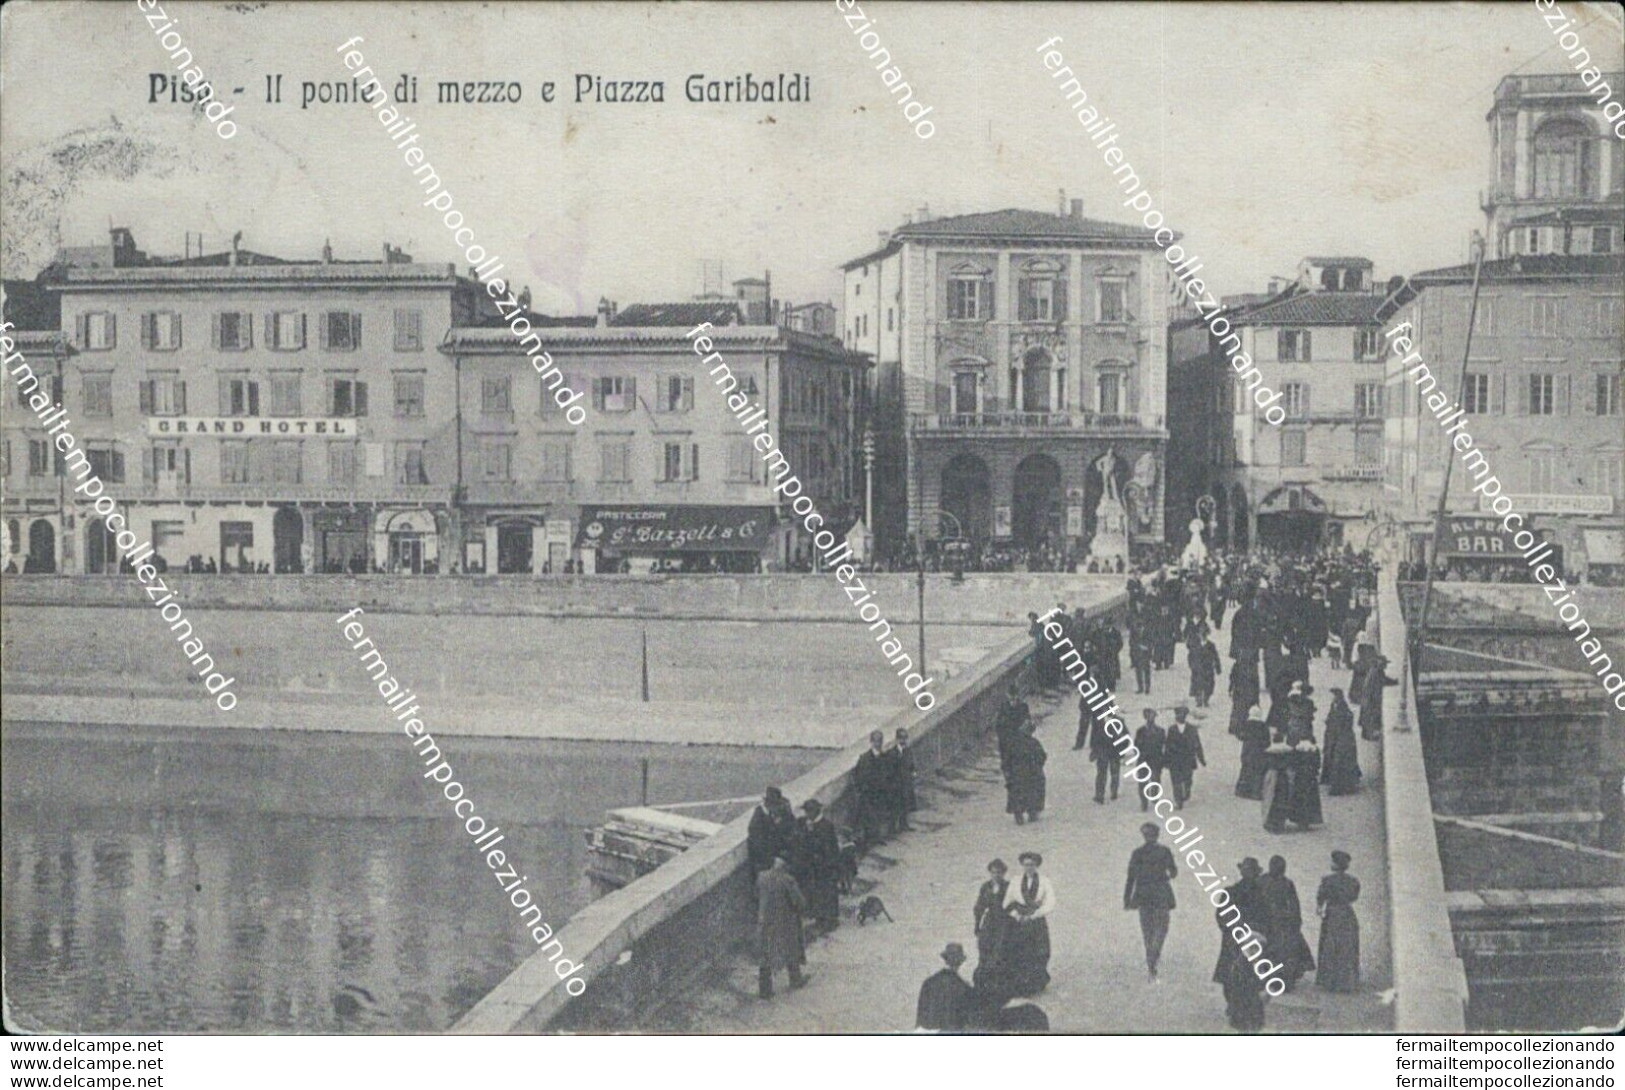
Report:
2,724,823,1033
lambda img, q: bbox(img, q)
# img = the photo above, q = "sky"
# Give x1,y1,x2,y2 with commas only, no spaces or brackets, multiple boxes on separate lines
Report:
2,1,1622,314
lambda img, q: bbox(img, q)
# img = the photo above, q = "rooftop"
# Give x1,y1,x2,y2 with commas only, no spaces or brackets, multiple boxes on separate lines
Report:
1231,290,1386,326
609,302,743,328
843,207,1168,268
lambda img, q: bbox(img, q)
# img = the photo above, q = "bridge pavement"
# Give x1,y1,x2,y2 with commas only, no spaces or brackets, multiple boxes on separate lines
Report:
669,617,1394,1033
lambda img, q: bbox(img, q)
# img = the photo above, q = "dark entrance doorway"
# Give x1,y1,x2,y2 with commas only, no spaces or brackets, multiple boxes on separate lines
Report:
496,523,535,574
940,454,992,544
27,520,55,573
86,518,117,574
1011,453,1063,548
273,507,304,573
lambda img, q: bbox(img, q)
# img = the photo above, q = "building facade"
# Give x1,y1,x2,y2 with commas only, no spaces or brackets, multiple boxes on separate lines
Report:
1379,73,1624,580
842,202,1171,558
1220,258,1390,551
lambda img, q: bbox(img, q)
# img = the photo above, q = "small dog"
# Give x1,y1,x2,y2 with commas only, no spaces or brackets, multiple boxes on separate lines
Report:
856,895,893,926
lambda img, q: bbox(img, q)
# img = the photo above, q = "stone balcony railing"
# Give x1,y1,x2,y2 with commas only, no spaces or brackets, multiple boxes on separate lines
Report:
909,410,1165,436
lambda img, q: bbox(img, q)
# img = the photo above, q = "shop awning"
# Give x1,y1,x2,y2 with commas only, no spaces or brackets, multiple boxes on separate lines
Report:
1584,528,1624,566
576,505,776,553
1257,486,1328,516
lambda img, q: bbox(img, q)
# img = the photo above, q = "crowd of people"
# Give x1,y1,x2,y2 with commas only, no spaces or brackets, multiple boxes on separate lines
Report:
742,544,1382,1032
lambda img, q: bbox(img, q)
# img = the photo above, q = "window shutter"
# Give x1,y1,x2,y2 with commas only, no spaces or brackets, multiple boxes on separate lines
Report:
1492,374,1505,415
1302,384,1311,414
593,378,605,411
264,313,275,348
1126,372,1140,415
682,376,693,410
143,448,155,483
141,314,155,350
297,313,307,349
351,313,362,349
1302,331,1312,361
984,279,995,321
654,376,668,412
1055,279,1068,322
75,314,89,347
324,380,335,416
111,450,125,483
170,313,182,349
1018,279,1033,322
219,376,231,413
139,380,153,415
176,381,186,414
626,376,637,408
1560,374,1571,415
319,314,331,350
690,443,700,481
212,313,221,349
237,312,250,349
248,382,261,417
1517,375,1529,415
1585,375,1598,415
355,381,369,416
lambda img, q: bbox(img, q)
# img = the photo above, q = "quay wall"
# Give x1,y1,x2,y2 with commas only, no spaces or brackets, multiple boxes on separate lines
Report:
450,593,1127,1033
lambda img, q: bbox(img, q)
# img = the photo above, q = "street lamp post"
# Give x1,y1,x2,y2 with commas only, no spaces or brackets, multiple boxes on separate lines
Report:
862,428,875,538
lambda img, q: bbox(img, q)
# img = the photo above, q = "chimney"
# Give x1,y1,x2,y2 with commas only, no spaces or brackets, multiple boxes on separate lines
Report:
877,230,892,246
917,204,930,223
764,269,772,325
1070,199,1084,220
383,243,392,263
322,239,333,264
596,296,614,328
229,231,243,267
1058,188,1067,215
517,286,532,312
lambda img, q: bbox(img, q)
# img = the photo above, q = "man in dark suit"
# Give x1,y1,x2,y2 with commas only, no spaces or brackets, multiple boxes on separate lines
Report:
915,943,975,1031
853,731,891,847
1124,822,1178,980
1133,708,1168,812
1164,703,1207,810
746,787,792,876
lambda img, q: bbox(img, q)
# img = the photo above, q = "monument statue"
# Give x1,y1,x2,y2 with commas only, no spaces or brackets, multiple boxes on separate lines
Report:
1088,448,1128,566
1180,515,1209,569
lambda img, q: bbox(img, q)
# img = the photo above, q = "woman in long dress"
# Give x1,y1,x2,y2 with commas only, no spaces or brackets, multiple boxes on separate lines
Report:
972,859,1011,991
1258,855,1315,991
1234,705,1270,800
1316,850,1361,992
1321,688,1362,795
1000,852,1054,996
1004,722,1047,825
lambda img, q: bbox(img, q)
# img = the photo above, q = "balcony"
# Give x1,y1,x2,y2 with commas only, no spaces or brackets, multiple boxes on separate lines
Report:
909,411,1165,437
110,480,456,505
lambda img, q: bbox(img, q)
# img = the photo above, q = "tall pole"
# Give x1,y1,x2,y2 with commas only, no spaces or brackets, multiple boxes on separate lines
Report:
640,625,651,702
1415,231,1486,652
910,426,925,674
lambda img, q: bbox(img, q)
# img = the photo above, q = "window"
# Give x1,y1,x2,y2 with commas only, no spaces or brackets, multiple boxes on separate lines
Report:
1597,373,1622,416
1354,382,1383,418
726,437,759,482
662,442,699,482
1593,227,1615,255
328,442,357,485
1527,449,1557,493
1466,298,1496,338
1528,373,1556,415
267,312,305,350
947,278,986,321
1531,297,1563,336
1278,330,1312,361
219,375,260,417
541,373,583,416
481,375,512,414
1533,119,1592,199
220,441,250,484
952,372,978,414
481,441,512,481
1097,280,1126,324
1353,329,1382,360
1282,382,1308,416
215,312,252,350
81,373,113,417
140,312,181,351
1594,297,1622,335
147,443,188,485
1462,373,1491,415
1355,430,1382,466
28,439,53,477
393,373,425,417
327,376,368,417
1594,451,1624,497
85,445,125,484
1526,227,1542,255
321,312,362,351
538,439,572,482
1097,373,1121,415
598,439,631,482
1019,277,1066,321
658,374,694,413
139,375,187,416
77,312,116,351
595,375,636,412
394,309,422,351
272,441,302,484
1281,430,1307,466
267,373,301,417
394,442,428,485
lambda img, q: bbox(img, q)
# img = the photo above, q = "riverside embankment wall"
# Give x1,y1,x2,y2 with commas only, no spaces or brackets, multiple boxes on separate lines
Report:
450,592,1127,1033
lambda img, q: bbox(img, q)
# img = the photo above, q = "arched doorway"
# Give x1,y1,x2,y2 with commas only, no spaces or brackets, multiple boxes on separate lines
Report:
1231,487,1250,553
1011,453,1063,549
1021,348,1052,413
273,507,304,573
27,519,55,573
940,454,991,544
86,518,117,574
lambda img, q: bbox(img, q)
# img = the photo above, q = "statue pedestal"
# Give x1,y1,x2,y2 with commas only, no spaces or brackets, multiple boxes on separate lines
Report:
1089,497,1129,565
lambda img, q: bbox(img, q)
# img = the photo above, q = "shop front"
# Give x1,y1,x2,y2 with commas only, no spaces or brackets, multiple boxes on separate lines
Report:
1433,513,1561,581
574,504,776,573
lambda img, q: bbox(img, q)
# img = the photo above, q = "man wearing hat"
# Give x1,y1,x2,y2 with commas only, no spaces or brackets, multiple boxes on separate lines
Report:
1164,703,1207,810
747,786,793,876
1123,823,1178,980
1133,708,1168,812
915,942,974,1030
791,799,842,935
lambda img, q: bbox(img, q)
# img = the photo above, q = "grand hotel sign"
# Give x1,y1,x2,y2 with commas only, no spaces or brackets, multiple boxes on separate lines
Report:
146,418,359,437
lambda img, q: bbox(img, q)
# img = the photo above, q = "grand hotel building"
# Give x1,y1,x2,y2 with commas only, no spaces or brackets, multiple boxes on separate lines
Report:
1,232,865,575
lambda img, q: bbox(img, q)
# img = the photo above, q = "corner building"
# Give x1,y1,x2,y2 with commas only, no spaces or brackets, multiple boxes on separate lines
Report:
842,203,1170,557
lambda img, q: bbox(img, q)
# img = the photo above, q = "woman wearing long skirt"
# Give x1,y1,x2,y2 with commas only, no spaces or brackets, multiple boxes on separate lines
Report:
972,859,1011,992
1235,706,1270,800
1001,852,1054,996
1004,722,1048,825
1316,851,1361,992
1321,689,1362,795
1258,855,1315,991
